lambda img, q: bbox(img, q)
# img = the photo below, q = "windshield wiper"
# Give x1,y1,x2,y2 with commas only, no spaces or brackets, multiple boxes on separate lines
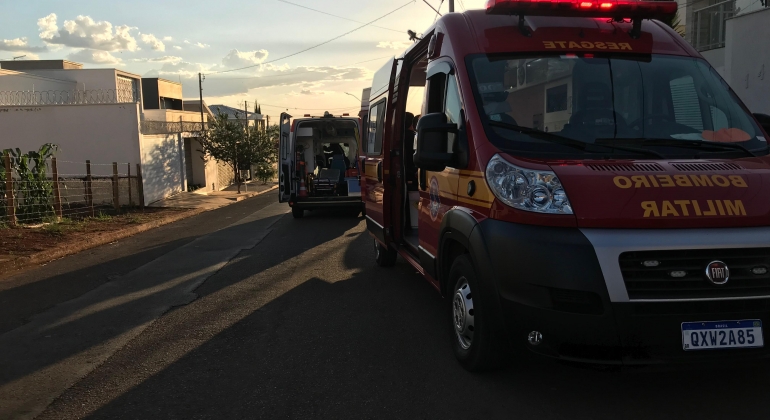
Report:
597,138,761,158
489,121,665,159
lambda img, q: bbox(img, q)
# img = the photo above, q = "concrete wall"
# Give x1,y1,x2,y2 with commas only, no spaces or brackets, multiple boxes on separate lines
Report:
142,109,208,123
157,79,182,100
0,60,82,70
140,133,185,203
0,69,76,91
0,103,141,176
20,69,116,90
701,48,726,77
724,8,770,115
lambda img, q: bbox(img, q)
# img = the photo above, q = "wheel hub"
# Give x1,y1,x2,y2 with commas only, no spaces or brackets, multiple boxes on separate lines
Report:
453,278,474,350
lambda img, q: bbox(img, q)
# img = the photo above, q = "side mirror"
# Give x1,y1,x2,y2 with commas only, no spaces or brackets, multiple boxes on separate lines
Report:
413,112,456,172
754,113,770,136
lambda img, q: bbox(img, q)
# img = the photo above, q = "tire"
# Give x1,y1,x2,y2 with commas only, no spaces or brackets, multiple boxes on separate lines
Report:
374,239,397,267
449,254,504,372
292,207,305,219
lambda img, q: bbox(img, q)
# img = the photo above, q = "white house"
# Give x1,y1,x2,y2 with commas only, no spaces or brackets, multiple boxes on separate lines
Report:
680,2,770,115
0,60,231,204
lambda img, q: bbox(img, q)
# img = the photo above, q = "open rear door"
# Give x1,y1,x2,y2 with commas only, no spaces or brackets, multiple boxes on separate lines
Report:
278,112,293,203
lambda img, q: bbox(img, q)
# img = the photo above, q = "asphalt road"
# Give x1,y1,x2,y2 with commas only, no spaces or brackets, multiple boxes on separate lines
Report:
2,194,770,419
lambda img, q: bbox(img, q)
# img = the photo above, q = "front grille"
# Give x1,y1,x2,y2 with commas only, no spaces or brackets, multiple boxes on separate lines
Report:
671,162,742,171
586,163,664,172
619,248,770,300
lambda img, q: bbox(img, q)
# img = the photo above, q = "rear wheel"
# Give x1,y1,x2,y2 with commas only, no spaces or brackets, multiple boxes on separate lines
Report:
374,239,397,267
449,255,503,372
292,207,304,219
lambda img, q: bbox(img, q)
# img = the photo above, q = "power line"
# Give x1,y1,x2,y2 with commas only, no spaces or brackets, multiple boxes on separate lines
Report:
209,0,415,75
422,0,442,16
433,0,445,24
260,103,358,111
205,55,393,81
457,0,466,11
276,0,403,33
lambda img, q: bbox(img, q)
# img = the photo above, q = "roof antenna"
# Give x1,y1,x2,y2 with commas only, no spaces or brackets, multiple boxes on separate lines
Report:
408,30,422,42
629,17,642,39
518,15,531,37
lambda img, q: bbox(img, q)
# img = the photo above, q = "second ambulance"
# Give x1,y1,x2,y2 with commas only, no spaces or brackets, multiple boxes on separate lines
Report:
358,0,770,370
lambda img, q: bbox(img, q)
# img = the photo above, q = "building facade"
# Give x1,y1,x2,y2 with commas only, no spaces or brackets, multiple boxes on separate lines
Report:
0,60,230,204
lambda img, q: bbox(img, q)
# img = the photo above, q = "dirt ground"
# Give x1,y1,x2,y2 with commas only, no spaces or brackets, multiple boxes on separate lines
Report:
0,208,191,259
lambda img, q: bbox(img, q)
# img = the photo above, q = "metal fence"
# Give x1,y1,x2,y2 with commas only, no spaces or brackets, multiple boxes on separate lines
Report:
0,88,139,106
2,156,144,225
693,0,735,51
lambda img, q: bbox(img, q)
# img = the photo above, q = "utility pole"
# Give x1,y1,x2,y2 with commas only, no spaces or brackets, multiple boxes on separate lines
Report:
449,0,454,12
198,72,205,131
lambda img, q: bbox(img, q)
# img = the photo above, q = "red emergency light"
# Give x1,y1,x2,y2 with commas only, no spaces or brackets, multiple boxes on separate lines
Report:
486,0,677,19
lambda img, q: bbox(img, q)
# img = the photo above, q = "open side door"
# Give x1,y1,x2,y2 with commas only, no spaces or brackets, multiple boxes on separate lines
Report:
362,58,398,244
278,112,293,203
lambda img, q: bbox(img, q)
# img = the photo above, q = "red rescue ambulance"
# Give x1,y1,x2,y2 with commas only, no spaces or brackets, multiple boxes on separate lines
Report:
361,0,770,371
278,112,364,218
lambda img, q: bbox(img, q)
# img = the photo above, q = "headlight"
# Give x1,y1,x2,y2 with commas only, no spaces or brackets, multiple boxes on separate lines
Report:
485,154,573,214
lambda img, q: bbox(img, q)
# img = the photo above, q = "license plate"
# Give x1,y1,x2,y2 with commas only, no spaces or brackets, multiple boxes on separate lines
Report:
682,320,764,351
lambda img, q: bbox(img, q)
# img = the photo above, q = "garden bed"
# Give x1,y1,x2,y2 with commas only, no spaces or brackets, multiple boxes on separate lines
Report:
0,208,193,271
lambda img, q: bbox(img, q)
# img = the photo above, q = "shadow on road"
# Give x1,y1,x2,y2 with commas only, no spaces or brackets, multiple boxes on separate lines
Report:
32,211,770,420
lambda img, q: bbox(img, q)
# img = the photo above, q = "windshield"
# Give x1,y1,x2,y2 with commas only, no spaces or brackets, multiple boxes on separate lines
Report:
468,54,767,159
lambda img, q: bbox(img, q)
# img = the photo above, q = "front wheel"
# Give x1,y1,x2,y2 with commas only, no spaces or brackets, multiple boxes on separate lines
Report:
449,255,503,372
374,239,397,267
292,207,304,219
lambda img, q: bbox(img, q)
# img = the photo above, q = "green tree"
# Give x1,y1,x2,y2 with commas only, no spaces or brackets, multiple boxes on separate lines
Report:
197,109,278,191
251,124,279,184
197,110,247,191
2,144,58,223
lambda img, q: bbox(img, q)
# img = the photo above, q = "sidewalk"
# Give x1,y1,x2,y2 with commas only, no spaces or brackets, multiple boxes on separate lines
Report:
150,181,278,210
0,182,279,279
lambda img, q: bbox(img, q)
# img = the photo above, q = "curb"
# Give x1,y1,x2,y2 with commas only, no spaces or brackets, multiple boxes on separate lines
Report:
0,184,279,279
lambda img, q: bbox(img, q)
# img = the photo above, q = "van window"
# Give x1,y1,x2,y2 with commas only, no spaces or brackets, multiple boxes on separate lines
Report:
426,72,447,114
445,76,462,153
467,54,767,159
367,101,385,155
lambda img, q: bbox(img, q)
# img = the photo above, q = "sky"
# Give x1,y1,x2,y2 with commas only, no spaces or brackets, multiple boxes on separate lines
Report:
0,0,486,120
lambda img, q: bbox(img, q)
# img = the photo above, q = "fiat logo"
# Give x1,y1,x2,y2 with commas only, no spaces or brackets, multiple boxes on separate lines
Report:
705,260,730,285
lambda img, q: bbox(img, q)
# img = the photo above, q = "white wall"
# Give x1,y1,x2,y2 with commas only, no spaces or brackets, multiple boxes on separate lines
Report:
140,133,185,203
142,109,208,123
0,103,141,176
724,8,770,115
0,70,76,91
701,48,726,77
20,69,122,91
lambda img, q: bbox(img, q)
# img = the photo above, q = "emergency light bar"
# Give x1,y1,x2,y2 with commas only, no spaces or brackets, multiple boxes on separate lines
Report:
486,0,677,20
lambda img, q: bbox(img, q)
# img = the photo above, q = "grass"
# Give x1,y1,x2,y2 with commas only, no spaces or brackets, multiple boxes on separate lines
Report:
93,211,113,221
42,217,84,236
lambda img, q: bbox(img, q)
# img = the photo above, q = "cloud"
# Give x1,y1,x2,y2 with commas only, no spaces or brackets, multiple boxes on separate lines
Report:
221,49,269,68
132,55,182,63
10,53,41,60
0,37,47,52
37,13,138,52
162,36,173,41
173,45,182,50
376,41,412,50
67,49,123,65
145,60,212,79
140,33,165,51
184,40,209,48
